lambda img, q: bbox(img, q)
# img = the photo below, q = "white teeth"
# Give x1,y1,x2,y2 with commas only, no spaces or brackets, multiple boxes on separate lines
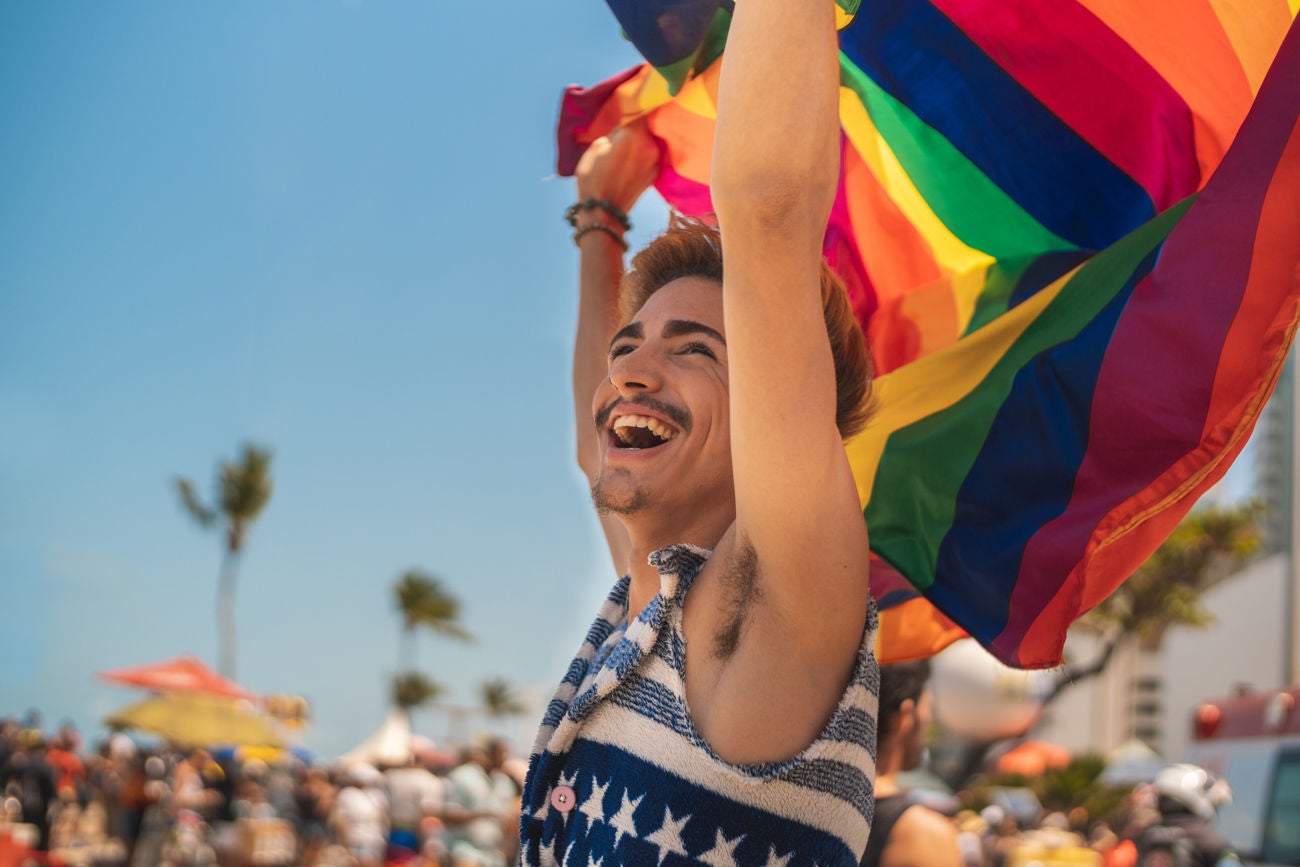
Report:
612,414,676,442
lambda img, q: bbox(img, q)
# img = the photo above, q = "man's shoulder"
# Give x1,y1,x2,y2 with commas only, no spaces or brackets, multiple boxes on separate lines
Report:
883,804,961,867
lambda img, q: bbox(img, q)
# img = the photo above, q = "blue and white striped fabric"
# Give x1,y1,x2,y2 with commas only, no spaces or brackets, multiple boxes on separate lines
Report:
520,544,881,866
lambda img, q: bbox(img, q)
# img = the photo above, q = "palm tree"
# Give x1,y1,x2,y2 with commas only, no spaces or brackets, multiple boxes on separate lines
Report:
175,444,274,679
393,569,473,671
392,672,443,712
481,678,527,719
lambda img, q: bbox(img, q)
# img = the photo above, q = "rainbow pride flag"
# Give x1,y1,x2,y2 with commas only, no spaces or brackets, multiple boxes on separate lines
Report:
559,1,1300,668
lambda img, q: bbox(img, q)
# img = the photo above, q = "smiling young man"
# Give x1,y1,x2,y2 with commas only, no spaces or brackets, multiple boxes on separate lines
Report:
518,1,879,865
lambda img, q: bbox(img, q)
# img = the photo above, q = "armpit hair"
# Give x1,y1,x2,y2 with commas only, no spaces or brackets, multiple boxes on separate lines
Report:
713,538,761,660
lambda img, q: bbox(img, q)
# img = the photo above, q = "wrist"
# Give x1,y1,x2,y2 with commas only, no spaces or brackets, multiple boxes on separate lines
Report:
565,197,632,231
571,207,621,230
573,221,628,251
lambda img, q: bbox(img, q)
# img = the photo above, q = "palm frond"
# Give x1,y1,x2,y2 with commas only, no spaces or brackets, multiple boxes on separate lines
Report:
481,678,526,718
219,444,274,523
174,478,217,528
392,671,443,710
394,569,474,642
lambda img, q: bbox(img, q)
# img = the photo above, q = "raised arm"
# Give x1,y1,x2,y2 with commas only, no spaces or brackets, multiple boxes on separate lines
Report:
711,1,870,640
570,125,659,573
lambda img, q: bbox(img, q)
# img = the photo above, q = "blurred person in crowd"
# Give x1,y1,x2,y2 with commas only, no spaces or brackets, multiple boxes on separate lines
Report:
49,775,129,867
171,750,222,820
22,709,43,733
330,763,389,867
295,767,337,866
486,740,522,865
1103,785,1161,867
0,717,18,774
953,811,987,867
444,744,511,867
129,753,174,867
384,754,446,859
1088,823,1125,867
859,661,961,867
1131,764,1239,867
8,733,57,850
987,813,1022,867
56,720,82,752
265,762,298,823
46,733,86,801
232,757,279,821
210,751,239,824
120,751,152,858
96,736,135,848
48,783,80,849
233,777,277,820
486,740,517,799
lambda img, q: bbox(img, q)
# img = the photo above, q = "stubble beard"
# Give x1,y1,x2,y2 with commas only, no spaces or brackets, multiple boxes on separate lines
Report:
590,471,649,516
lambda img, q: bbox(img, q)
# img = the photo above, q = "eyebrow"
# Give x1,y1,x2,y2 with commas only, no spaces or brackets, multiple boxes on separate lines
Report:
609,322,644,349
663,319,726,345
608,318,726,351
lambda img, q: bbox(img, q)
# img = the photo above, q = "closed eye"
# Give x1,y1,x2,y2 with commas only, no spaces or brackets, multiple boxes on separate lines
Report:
609,343,637,360
680,342,717,359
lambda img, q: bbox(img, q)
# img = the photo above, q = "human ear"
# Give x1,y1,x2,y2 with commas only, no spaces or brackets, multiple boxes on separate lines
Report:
893,697,916,740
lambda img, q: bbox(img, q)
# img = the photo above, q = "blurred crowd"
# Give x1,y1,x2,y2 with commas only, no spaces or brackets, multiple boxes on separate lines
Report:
2,709,1236,867
936,794,1230,867
0,712,523,867
862,769,1236,867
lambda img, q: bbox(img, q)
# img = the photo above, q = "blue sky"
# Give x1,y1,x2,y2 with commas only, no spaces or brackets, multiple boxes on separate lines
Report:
0,0,673,758
0,1,1273,763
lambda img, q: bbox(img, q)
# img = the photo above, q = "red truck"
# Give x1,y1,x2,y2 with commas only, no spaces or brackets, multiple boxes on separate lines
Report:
1184,686,1300,864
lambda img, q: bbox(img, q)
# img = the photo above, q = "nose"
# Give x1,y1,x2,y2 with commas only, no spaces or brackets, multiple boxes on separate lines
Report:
609,345,662,396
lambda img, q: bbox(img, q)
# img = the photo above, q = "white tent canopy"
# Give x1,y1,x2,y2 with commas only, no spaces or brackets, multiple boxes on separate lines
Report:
1100,737,1167,785
338,709,413,767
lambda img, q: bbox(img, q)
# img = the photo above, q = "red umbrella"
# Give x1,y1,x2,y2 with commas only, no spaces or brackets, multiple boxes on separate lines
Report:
993,740,1072,777
98,655,256,700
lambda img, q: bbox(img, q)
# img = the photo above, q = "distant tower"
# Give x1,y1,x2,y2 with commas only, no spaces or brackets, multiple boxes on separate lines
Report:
1257,355,1293,556
1257,353,1298,684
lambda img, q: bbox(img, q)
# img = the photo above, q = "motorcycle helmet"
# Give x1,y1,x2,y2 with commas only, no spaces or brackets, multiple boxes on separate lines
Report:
1152,763,1232,821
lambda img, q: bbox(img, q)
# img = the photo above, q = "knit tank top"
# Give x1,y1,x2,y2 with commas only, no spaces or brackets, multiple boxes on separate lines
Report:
520,544,880,866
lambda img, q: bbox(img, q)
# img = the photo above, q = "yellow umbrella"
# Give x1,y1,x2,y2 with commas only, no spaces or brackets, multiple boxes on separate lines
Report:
105,692,285,749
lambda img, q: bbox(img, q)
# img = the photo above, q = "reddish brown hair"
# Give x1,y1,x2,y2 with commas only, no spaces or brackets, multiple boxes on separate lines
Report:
621,215,874,439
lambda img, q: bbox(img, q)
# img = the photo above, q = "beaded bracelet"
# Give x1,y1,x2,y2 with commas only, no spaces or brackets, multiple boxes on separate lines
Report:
573,222,629,251
565,197,632,231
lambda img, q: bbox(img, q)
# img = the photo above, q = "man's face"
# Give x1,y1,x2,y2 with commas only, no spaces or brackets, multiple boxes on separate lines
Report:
591,277,734,522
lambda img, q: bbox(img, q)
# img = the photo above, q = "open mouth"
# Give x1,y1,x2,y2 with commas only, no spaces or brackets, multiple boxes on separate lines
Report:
610,414,678,450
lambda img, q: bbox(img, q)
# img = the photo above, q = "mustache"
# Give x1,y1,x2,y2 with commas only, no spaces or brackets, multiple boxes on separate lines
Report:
594,396,692,434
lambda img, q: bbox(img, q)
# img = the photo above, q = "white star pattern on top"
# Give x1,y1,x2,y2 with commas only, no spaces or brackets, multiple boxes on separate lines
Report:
644,806,690,866
579,777,610,825
763,845,795,867
529,797,549,825
698,829,745,867
608,789,644,848
521,548,881,864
